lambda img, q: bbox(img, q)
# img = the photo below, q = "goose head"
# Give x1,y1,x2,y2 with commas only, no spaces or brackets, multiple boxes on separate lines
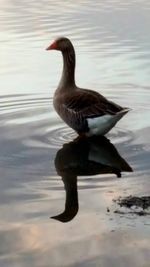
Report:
46,37,73,52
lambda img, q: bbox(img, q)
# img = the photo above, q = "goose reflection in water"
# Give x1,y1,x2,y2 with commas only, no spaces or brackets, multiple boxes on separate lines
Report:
51,136,132,223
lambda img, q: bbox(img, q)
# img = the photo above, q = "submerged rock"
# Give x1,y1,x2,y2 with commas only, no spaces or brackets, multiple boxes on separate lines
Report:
113,195,150,216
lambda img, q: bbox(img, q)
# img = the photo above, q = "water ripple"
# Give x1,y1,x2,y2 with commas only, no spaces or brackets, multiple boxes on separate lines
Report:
0,94,134,151
0,90,149,151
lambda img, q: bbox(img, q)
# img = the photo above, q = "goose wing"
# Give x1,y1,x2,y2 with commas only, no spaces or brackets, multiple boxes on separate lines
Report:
62,89,123,117
55,89,123,133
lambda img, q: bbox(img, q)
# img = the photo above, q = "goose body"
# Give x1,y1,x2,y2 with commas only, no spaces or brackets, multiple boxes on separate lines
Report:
46,37,130,136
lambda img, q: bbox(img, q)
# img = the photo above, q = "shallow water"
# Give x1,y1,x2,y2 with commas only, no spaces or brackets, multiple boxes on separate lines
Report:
1,0,150,266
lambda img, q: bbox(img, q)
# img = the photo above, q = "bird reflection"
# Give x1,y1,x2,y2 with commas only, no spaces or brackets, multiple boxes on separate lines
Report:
51,136,132,223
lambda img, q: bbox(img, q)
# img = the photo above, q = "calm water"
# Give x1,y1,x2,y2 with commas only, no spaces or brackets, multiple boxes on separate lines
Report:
1,0,150,266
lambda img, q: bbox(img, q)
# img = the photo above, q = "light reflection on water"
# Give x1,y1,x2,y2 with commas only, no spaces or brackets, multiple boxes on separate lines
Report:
0,0,150,266
1,0,150,95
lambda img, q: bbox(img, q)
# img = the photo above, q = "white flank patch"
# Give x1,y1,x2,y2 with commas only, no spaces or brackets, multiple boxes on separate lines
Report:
87,115,114,136
87,109,129,136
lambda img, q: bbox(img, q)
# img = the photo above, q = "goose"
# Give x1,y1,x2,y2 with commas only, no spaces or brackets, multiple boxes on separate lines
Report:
46,37,130,136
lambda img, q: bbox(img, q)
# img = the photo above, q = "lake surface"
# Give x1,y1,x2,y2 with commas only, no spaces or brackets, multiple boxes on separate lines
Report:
1,0,150,266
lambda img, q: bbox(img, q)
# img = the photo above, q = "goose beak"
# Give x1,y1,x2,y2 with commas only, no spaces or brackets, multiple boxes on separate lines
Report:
46,41,57,50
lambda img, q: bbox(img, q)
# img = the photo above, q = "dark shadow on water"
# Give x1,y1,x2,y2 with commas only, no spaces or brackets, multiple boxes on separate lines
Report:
51,136,133,223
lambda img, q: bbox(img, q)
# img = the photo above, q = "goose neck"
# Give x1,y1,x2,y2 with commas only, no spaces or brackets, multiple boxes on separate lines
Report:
59,48,76,89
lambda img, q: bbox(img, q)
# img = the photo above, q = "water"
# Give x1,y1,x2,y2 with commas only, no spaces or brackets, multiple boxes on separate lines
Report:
0,0,150,266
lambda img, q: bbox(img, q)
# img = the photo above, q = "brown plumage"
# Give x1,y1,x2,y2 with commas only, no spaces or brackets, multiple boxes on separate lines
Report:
46,37,130,136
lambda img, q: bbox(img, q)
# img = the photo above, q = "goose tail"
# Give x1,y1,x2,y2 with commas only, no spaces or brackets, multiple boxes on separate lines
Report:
116,107,131,120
